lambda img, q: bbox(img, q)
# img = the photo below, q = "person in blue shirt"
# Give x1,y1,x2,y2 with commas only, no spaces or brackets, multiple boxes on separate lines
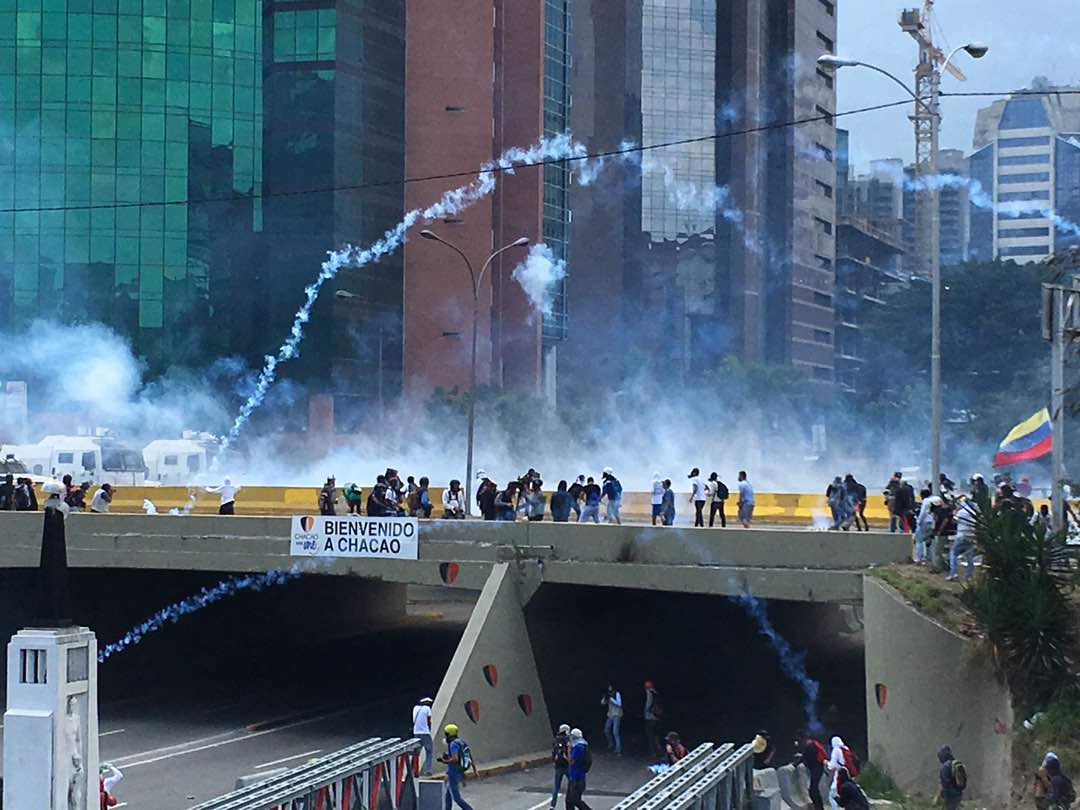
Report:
439,724,477,810
566,728,593,810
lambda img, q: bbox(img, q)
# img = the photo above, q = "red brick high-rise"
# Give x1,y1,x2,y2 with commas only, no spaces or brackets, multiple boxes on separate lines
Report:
402,1,571,399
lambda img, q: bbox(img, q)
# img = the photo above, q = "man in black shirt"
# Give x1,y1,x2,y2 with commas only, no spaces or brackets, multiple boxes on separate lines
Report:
796,729,826,810
567,475,585,521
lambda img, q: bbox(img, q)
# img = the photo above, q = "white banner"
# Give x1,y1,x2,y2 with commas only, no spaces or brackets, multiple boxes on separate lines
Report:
290,515,420,560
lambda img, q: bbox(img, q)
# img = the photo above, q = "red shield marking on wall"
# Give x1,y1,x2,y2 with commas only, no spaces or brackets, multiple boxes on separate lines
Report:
482,664,498,687
464,699,480,723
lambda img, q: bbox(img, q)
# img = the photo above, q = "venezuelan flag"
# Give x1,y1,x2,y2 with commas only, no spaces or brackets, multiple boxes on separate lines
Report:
993,407,1052,468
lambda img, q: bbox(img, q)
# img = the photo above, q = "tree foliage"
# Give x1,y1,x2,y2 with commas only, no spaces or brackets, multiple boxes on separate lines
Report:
859,259,1050,445
960,495,1075,707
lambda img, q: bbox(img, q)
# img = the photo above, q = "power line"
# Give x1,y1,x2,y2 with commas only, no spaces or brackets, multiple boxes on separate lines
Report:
0,98,914,215
2,88,1079,216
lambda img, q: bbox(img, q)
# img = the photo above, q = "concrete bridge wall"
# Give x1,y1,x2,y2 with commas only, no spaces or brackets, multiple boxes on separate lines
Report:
0,513,909,604
863,577,1013,805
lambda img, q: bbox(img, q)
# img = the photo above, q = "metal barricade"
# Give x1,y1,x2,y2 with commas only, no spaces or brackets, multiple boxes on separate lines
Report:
608,744,723,810
618,742,754,810
663,744,755,810
189,737,422,810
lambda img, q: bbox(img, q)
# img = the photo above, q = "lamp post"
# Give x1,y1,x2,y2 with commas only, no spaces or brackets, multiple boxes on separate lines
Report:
419,230,529,515
818,43,986,493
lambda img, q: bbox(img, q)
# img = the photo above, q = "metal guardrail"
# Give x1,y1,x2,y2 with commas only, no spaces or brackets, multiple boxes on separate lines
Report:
609,744,722,810
617,742,754,810
665,744,755,810
189,737,421,810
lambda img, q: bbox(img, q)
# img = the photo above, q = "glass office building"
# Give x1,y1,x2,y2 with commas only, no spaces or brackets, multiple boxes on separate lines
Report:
0,0,263,365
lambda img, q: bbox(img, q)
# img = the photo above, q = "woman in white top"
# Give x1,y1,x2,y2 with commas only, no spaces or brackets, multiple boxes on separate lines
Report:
651,472,664,526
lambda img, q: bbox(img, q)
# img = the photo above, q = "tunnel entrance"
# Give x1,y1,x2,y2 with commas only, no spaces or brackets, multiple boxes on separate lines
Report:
526,585,866,759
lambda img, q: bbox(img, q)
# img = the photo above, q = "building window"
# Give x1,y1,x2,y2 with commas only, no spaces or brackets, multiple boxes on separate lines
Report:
814,143,833,162
1000,245,1051,257
273,9,336,63
999,172,1051,185
815,180,833,199
19,649,46,684
814,329,832,344
998,153,1050,166
816,68,834,89
164,455,178,466
997,211,1046,220
999,226,1052,238
813,291,832,307
998,136,1050,148
815,254,833,269
816,31,834,52
814,217,833,235
818,0,835,15
998,190,1051,202
815,105,834,126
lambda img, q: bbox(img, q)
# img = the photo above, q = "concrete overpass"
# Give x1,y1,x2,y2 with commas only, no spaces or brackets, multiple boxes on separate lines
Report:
0,513,908,768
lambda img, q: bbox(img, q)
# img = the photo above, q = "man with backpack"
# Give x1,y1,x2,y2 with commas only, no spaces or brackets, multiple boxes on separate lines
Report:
935,745,966,810
796,729,828,810
549,723,571,810
601,468,622,525
439,724,477,810
566,728,593,810
708,473,728,528
411,697,433,775
845,474,868,532
827,737,859,809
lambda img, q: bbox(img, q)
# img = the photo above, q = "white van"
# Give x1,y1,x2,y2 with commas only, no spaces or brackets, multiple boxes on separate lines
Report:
143,439,210,485
0,435,148,486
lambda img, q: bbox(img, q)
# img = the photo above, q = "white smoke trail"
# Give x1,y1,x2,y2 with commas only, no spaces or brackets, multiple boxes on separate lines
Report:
511,243,567,316
219,132,788,453
219,133,590,454
906,173,1080,242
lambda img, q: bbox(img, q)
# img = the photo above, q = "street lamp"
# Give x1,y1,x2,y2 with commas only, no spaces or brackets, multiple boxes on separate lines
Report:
817,44,987,494
419,229,529,515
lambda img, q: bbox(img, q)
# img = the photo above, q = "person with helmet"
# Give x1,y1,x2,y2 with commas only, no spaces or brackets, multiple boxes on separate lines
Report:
550,723,572,809
439,723,477,810
566,728,593,810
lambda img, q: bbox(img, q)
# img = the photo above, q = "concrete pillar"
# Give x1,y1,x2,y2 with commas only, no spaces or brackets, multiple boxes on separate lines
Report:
3,626,99,810
431,563,551,766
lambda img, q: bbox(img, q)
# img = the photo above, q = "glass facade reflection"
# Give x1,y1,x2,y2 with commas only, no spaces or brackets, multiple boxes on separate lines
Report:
541,0,569,343
0,0,262,367
640,0,715,241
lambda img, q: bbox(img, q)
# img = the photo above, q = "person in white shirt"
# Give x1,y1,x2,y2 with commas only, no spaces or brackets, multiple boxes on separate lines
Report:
205,477,240,515
442,479,465,519
737,471,755,527
688,468,707,527
90,483,113,514
411,696,434,775
651,472,664,526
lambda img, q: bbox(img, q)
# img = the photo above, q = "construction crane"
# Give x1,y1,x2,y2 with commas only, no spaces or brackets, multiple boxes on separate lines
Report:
899,0,966,271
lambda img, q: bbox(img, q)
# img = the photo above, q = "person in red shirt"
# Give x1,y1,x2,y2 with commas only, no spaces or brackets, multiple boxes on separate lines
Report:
99,763,123,809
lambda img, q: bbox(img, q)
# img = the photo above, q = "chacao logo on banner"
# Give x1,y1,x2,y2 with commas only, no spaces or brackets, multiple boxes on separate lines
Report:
290,515,420,559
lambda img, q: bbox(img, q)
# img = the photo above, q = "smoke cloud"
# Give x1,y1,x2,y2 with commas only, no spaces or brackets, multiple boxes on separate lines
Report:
732,589,823,734
511,243,568,316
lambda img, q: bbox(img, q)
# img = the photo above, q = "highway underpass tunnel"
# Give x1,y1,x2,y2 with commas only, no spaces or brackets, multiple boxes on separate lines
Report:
526,585,866,757
0,569,474,719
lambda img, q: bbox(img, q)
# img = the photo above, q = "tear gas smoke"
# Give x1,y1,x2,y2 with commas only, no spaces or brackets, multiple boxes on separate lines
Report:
511,243,568,316
219,133,593,455
731,588,823,734
97,564,306,662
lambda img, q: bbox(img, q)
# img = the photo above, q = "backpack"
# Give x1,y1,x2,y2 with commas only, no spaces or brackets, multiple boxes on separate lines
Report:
457,740,473,771
811,739,828,766
553,736,569,766
581,745,593,773
612,479,623,498
715,482,729,500
842,746,860,778
950,760,968,792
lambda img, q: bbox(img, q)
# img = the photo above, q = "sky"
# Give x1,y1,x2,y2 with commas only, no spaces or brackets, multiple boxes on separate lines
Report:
836,0,1080,173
